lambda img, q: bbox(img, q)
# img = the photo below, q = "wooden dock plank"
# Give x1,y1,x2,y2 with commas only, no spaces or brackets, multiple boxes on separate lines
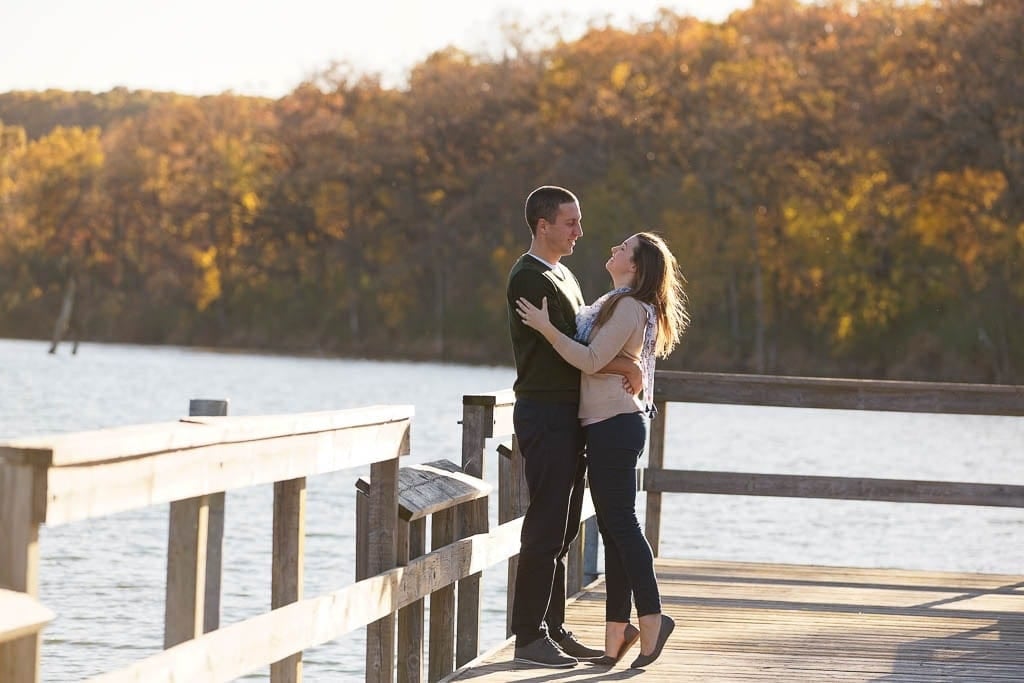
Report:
442,559,1024,682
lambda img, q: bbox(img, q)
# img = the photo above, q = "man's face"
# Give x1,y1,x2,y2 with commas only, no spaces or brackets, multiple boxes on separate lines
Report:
540,201,583,257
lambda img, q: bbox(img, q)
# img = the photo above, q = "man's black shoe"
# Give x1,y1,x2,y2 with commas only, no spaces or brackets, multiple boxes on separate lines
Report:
554,631,604,660
514,635,579,668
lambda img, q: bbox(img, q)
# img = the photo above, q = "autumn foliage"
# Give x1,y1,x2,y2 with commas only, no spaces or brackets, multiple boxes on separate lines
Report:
0,0,1020,381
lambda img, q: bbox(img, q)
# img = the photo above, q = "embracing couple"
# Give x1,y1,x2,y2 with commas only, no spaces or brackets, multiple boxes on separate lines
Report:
506,185,689,669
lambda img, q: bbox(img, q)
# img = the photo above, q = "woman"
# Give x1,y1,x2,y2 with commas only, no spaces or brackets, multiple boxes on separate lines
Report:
515,231,689,669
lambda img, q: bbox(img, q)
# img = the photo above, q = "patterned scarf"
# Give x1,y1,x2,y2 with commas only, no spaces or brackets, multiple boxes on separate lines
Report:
575,287,658,417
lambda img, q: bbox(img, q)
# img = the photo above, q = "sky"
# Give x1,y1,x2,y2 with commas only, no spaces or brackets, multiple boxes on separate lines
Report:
1,0,753,97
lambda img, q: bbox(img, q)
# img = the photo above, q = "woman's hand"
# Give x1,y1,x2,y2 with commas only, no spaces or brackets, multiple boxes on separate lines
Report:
516,296,556,336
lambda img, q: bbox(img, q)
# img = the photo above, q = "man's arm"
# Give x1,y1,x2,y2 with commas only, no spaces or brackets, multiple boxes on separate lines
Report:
600,356,643,396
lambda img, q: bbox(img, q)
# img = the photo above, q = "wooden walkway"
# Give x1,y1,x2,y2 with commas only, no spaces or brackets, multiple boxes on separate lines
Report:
443,558,1024,682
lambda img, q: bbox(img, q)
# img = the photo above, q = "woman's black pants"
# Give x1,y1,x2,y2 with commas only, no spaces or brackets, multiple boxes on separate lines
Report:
585,411,661,621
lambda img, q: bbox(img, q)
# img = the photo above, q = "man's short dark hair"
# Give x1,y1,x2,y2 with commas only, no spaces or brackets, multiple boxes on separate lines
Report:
524,186,579,236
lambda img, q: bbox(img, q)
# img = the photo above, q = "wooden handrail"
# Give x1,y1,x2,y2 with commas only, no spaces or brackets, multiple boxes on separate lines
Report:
643,469,1024,507
0,403,414,683
92,477,586,683
653,370,1024,415
89,520,529,683
11,405,414,527
355,459,493,682
643,371,1024,555
0,591,53,646
0,405,415,467
0,391,596,683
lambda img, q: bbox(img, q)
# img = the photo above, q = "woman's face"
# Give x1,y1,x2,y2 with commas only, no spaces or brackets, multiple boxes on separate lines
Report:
606,234,639,282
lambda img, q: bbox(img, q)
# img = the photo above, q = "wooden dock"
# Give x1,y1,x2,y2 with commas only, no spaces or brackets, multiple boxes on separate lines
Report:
2,372,1021,682
444,558,1024,682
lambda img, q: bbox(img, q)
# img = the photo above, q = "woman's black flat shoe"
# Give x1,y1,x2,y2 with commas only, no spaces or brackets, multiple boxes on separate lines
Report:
630,614,675,669
590,623,640,666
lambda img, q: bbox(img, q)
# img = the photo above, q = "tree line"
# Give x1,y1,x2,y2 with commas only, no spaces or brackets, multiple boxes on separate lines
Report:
0,0,1020,382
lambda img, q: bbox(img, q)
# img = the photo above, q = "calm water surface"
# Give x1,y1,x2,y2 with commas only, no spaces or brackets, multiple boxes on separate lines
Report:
1,338,1021,682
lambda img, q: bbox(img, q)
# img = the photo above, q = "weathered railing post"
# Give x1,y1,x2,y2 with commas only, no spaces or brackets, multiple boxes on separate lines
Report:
397,517,426,683
428,506,457,682
0,460,45,683
2,403,412,682
643,399,668,557
271,475,306,682
358,459,488,683
566,525,585,595
583,516,600,584
497,438,529,638
164,399,228,647
353,486,372,674
363,455,400,683
191,399,228,633
456,397,494,666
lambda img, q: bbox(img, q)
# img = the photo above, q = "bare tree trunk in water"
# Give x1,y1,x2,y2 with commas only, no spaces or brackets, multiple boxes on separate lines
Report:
49,275,77,354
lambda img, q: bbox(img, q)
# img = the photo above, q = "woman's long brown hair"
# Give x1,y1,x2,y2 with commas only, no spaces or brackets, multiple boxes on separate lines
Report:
591,232,689,358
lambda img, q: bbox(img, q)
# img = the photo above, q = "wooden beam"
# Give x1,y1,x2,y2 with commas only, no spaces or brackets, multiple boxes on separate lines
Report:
1,405,415,467
365,457,399,683
644,400,668,557
164,494,210,648
497,438,529,638
43,418,411,526
428,508,457,681
270,477,306,683
460,390,515,410
460,391,514,441
396,518,425,683
162,395,228,650
355,488,369,582
456,400,492,668
87,518,527,683
355,460,490,523
582,516,599,583
643,469,1024,507
654,371,1024,416
566,528,584,596
188,399,228,635
0,590,53,645
0,462,45,683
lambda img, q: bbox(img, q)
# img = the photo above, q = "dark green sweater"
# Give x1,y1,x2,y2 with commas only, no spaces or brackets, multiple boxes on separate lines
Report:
506,254,585,402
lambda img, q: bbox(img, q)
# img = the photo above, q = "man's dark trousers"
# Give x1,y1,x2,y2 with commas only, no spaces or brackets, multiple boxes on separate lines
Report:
509,398,587,645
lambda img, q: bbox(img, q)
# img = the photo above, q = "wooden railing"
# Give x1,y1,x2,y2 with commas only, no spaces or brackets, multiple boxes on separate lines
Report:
8,375,1017,681
643,371,1024,555
356,460,491,683
0,402,413,683
0,591,53,648
351,390,597,683
0,392,599,683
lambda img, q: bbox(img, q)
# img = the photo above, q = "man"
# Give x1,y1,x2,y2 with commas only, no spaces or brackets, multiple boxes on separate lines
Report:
506,185,638,668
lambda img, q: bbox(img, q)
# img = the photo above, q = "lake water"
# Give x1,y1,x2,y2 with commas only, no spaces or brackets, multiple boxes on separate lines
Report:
1,337,1021,682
